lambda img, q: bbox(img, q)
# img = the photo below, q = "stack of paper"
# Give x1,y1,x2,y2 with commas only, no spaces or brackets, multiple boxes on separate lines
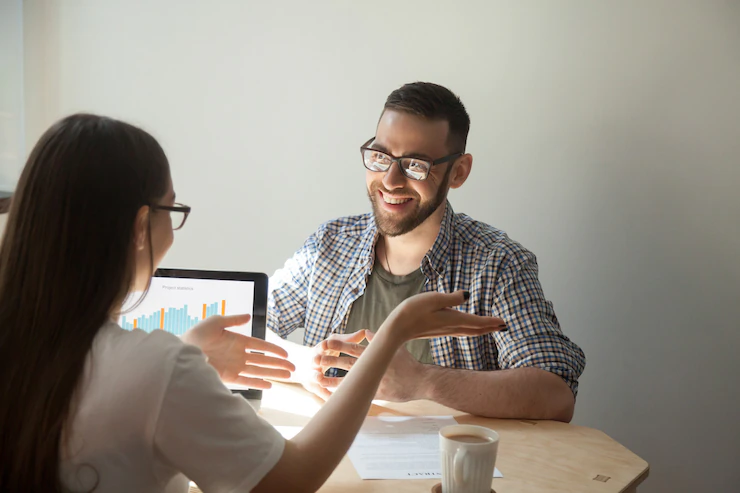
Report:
346,416,503,480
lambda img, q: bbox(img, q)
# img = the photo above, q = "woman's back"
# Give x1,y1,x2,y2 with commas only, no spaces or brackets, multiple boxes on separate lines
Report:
61,323,283,493
0,114,179,491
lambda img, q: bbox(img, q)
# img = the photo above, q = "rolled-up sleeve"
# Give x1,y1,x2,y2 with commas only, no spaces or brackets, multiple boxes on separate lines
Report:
492,253,586,396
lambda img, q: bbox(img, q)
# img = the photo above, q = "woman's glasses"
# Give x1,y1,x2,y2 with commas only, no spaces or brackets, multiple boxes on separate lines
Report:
150,203,191,230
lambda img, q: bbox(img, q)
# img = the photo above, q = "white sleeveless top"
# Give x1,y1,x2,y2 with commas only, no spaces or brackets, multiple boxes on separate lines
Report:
60,322,284,492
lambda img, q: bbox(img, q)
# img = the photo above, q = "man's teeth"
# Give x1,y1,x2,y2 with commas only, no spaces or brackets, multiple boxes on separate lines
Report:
383,195,412,205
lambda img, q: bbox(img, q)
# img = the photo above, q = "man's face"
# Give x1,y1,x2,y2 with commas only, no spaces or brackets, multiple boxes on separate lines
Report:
366,110,455,237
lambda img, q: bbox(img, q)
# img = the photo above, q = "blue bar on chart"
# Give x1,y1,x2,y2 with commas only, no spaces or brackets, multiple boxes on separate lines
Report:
120,302,228,336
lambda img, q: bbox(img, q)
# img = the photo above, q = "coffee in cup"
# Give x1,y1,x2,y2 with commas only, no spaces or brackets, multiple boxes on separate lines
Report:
439,424,499,493
447,434,494,444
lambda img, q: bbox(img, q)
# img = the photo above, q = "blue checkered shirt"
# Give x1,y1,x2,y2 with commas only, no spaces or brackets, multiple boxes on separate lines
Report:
268,202,586,395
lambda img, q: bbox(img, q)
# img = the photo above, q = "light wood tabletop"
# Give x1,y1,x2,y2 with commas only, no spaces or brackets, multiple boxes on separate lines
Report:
192,383,649,493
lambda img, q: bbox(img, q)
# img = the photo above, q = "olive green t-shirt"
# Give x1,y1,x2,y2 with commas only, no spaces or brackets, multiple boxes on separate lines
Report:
344,262,432,364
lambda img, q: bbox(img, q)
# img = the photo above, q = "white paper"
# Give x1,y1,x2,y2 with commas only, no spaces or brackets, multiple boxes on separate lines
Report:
346,416,503,480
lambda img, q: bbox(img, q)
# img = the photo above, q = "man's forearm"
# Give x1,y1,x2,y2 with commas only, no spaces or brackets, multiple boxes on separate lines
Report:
418,366,575,422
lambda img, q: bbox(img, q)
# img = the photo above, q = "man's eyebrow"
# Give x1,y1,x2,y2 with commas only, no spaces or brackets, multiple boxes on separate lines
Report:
369,141,390,153
371,141,434,161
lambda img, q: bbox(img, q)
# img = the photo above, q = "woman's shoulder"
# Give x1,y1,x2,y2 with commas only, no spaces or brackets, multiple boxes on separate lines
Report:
62,324,210,489
96,321,188,357
86,322,198,398
74,322,208,433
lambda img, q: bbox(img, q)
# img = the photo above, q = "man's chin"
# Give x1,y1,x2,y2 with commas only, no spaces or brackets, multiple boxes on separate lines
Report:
373,210,410,235
377,219,417,237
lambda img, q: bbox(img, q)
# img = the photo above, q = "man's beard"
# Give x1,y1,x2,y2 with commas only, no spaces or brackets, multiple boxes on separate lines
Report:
368,167,452,237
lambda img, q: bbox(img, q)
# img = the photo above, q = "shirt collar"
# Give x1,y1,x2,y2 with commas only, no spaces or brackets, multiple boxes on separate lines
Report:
421,200,455,279
359,219,379,274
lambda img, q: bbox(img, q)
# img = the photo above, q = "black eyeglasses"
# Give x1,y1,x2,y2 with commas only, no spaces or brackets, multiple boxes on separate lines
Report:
360,137,462,181
150,202,191,230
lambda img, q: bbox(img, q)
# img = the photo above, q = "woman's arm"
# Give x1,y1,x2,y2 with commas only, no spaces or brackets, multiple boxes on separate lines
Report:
253,327,400,492
253,291,505,493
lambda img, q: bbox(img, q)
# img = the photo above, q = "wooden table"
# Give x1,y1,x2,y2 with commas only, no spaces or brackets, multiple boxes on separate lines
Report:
194,383,649,492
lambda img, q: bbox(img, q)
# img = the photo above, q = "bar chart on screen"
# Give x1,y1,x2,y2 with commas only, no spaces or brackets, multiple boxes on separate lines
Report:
120,300,227,336
119,277,255,337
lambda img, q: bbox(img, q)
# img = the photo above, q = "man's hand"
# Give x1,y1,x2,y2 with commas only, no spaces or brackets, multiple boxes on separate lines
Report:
182,314,295,389
268,330,368,401
306,331,368,400
315,330,427,402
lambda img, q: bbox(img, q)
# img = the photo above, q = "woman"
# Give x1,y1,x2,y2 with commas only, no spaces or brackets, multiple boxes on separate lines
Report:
0,114,504,492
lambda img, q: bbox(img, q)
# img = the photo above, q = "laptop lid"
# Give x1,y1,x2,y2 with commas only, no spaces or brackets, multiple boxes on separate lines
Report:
119,268,268,403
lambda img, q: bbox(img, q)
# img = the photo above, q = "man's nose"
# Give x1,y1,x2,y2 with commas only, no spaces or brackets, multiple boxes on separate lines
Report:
382,161,407,190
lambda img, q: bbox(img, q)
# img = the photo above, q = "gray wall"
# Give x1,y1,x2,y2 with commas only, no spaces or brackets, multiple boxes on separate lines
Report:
17,1,740,491
0,0,24,190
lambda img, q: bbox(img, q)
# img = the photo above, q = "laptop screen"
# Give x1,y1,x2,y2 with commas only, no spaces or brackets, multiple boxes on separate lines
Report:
118,269,269,399
120,277,255,337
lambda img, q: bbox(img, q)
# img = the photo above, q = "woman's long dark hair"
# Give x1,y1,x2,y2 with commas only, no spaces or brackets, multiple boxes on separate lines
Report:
0,114,170,491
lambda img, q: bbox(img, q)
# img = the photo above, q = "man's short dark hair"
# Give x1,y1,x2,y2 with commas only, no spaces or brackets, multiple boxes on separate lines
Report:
383,82,470,153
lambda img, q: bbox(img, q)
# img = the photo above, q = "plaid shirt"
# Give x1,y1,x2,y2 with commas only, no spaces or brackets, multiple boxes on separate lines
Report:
268,202,586,395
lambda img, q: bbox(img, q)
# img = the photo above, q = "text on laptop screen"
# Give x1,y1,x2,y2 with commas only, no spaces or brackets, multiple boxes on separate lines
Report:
119,277,255,337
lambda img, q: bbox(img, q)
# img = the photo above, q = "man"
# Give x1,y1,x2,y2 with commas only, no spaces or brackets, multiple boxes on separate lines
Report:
267,82,585,421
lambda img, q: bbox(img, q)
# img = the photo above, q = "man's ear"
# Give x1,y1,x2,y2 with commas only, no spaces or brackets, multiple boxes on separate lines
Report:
133,206,150,251
449,154,473,189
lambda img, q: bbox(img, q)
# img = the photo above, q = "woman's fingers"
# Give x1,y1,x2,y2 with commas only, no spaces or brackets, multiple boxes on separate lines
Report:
240,365,293,381
233,335,289,358
432,326,507,338
229,375,273,390
217,313,252,328
245,353,296,372
436,309,506,327
412,310,508,339
401,290,470,312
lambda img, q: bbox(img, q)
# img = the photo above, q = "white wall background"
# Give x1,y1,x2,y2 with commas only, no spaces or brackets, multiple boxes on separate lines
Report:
17,1,740,491
0,0,24,190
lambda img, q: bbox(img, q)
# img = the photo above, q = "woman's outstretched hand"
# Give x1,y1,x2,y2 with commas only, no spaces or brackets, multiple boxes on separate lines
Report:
182,314,296,389
379,290,507,343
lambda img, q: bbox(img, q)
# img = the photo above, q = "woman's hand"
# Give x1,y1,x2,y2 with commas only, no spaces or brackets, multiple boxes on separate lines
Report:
378,290,507,343
182,314,296,389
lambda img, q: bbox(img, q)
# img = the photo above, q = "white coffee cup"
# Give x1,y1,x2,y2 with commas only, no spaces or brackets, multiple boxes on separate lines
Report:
439,424,499,493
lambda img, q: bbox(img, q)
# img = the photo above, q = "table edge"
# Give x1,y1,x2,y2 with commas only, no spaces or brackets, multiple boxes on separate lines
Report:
621,463,650,492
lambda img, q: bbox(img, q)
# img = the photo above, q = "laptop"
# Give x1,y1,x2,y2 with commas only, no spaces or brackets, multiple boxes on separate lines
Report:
119,268,269,410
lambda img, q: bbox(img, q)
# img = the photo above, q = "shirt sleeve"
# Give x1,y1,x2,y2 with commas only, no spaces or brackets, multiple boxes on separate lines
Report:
267,231,319,339
153,344,285,492
491,252,586,396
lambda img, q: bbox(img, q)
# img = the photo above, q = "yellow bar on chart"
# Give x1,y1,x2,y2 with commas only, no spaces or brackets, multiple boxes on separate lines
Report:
133,319,137,329
160,308,165,329
202,304,207,320
221,300,226,316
